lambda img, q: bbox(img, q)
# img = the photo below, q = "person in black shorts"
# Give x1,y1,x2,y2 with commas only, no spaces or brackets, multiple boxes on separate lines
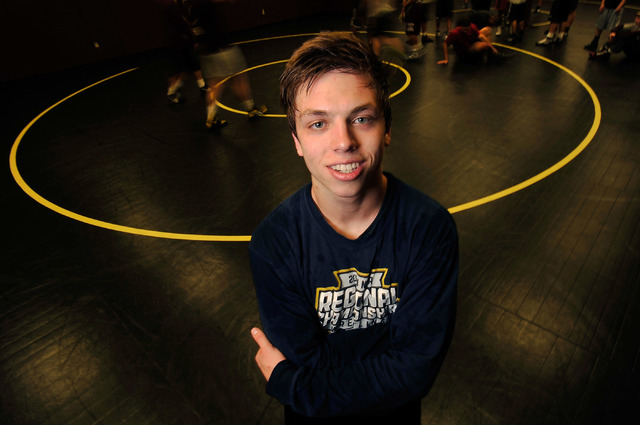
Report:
435,0,453,38
163,0,207,104
419,0,435,44
507,0,528,42
535,0,573,45
185,0,267,128
562,0,580,38
366,0,407,58
402,0,428,58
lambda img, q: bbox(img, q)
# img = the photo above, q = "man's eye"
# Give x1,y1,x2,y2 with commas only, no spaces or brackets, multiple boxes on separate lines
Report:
354,117,371,124
311,122,325,129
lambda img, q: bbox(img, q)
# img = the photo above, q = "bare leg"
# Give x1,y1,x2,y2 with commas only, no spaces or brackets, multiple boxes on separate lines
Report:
204,78,227,127
167,72,185,103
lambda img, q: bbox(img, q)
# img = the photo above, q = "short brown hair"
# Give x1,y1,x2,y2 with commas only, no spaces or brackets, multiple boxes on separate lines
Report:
279,32,392,137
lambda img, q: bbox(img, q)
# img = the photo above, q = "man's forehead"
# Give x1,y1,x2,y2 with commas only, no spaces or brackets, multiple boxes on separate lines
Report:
299,70,372,93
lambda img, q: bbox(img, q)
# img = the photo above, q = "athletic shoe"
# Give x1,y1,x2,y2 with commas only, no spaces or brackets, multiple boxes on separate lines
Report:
167,92,183,104
407,45,427,60
536,36,555,46
422,35,434,44
206,115,228,128
584,41,598,51
589,47,611,60
247,104,268,118
489,51,515,62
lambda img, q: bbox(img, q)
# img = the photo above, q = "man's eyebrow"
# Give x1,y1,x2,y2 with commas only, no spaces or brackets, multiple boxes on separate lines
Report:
298,109,329,119
298,104,378,118
351,104,378,114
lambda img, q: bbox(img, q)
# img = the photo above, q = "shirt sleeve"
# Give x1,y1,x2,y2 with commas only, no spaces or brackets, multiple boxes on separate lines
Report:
250,211,459,418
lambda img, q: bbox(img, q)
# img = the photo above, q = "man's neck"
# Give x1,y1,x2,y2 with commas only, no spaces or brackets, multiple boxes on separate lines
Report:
311,174,388,240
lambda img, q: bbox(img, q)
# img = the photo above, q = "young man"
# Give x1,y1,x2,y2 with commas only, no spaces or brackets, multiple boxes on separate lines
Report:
437,16,500,64
249,32,459,424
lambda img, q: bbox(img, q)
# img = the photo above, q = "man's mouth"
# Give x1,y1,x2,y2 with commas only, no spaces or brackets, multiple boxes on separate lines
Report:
330,162,360,173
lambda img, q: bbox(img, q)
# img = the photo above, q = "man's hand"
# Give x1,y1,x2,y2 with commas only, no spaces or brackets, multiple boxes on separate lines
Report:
251,327,286,381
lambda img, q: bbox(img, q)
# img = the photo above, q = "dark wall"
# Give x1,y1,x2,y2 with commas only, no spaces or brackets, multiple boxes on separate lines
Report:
0,0,351,82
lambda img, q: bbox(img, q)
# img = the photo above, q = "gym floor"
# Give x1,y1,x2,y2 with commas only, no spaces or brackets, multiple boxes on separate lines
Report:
2,2,639,424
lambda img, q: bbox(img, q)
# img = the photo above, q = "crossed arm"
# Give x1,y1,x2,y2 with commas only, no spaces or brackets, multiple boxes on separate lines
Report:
249,225,458,417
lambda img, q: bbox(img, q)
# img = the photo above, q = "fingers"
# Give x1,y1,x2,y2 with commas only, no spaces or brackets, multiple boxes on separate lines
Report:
251,327,270,349
251,327,284,381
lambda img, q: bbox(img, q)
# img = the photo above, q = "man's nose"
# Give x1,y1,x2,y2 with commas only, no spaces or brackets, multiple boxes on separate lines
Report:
331,122,357,151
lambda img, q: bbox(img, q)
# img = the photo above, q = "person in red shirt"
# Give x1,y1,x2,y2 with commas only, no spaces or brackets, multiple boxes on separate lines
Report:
437,16,500,65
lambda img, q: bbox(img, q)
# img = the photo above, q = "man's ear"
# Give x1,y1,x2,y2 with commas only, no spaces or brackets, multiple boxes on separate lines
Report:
293,132,304,157
384,130,391,147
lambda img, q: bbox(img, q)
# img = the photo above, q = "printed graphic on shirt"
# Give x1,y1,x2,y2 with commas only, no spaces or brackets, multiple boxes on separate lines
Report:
315,268,399,333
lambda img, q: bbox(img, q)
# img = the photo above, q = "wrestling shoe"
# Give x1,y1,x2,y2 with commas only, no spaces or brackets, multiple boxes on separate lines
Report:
589,47,611,61
584,41,598,51
488,51,515,63
247,104,268,119
407,41,427,60
536,35,556,46
407,48,427,59
167,92,184,104
206,115,228,129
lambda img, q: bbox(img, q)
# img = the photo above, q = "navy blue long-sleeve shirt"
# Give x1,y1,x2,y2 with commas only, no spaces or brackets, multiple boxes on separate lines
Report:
249,173,458,419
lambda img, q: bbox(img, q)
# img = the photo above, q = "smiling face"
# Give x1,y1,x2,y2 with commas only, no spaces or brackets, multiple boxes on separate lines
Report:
292,70,391,207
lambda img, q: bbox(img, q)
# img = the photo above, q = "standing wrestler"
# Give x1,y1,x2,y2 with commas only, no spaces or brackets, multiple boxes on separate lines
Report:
402,0,428,58
435,0,453,38
535,0,578,45
584,0,627,51
185,0,267,128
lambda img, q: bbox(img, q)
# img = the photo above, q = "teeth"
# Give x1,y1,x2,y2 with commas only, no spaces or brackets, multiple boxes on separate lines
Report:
331,162,359,173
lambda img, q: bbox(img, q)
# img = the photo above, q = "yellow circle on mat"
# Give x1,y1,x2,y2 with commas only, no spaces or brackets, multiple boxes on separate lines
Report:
9,41,600,241
214,59,411,117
